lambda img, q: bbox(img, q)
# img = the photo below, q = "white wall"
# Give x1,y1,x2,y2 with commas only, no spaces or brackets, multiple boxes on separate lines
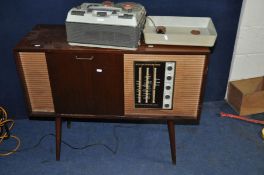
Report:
228,0,264,83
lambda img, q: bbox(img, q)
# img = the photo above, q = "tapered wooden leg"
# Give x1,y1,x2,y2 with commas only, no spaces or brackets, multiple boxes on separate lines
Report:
167,120,176,165
67,120,71,129
56,116,62,161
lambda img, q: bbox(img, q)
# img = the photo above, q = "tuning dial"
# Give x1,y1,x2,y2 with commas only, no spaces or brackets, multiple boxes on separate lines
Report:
167,76,172,81
165,95,170,99
166,86,171,90
164,104,170,108
167,66,173,71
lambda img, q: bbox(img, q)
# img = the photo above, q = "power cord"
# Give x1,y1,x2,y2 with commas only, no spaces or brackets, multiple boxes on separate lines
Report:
146,16,166,34
0,106,21,156
0,123,137,155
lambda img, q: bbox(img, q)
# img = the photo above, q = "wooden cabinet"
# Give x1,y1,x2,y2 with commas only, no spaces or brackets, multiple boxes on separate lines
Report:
14,25,210,164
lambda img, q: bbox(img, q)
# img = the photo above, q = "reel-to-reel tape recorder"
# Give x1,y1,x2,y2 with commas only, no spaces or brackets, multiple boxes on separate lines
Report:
66,1,146,50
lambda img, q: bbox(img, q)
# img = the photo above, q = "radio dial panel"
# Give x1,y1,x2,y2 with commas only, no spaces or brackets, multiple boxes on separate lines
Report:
134,61,176,109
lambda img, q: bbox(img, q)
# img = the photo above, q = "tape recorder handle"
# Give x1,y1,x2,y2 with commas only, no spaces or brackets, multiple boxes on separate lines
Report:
75,56,94,61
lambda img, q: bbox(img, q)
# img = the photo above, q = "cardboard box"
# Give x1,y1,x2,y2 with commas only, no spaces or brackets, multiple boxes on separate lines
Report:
227,76,264,116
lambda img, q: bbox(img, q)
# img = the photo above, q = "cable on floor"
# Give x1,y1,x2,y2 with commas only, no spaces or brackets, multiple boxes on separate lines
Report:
0,123,137,155
0,106,21,156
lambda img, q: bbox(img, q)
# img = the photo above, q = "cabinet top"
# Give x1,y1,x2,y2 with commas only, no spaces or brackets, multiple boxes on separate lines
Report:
14,24,210,54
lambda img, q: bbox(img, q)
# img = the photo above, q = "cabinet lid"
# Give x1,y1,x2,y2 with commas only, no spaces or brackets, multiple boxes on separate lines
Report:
14,24,210,55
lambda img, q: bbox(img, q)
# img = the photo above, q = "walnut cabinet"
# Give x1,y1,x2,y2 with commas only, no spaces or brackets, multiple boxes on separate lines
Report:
14,25,210,164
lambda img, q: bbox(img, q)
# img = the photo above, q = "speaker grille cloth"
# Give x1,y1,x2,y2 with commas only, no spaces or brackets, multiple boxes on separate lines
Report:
124,54,206,117
19,52,54,113
66,22,141,48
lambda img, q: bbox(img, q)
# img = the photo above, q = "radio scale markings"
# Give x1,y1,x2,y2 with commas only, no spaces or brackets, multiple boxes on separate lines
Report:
144,67,150,103
137,67,142,103
152,67,157,103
